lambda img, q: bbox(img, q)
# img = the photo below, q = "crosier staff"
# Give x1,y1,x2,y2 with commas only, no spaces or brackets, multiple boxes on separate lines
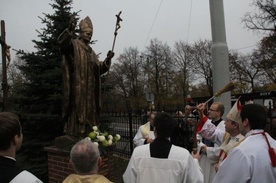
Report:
102,11,123,102
111,11,122,52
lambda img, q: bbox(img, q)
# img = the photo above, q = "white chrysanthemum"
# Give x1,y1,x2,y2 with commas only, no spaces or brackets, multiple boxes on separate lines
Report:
108,139,113,145
108,135,113,140
84,137,91,141
92,126,98,131
97,135,106,142
95,131,99,135
93,142,99,146
115,134,121,140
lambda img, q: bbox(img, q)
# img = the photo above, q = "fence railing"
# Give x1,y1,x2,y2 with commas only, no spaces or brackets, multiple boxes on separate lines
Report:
103,112,197,159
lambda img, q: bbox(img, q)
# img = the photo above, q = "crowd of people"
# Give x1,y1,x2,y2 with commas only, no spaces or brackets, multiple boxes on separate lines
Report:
1,99,276,183
123,98,276,183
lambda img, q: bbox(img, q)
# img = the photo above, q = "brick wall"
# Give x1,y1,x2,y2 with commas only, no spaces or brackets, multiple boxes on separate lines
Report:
45,146,74,183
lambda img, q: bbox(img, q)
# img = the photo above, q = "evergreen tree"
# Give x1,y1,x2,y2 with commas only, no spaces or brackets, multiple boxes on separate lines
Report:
9,0,78,181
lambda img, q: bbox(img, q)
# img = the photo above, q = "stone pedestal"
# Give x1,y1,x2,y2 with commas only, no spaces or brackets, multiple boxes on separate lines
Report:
45,136,114,183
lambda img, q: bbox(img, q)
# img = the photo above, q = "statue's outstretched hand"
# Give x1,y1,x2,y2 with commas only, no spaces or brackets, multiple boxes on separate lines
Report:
68,16,78,32
107,50,115,59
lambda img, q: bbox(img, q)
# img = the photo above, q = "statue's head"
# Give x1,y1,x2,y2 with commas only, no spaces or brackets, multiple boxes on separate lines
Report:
79,16,93,43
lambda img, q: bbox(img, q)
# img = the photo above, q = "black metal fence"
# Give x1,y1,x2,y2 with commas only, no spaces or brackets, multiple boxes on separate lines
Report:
106,112,143,159
104,112,196,159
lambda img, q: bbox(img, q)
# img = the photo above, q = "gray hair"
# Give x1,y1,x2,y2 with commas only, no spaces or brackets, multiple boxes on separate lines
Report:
70,139,100,174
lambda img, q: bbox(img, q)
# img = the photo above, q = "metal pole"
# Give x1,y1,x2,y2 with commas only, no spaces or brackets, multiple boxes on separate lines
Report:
1,20,8,111
209,0,231,116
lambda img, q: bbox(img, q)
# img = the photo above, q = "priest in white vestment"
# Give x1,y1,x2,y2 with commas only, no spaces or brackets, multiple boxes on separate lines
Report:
133,113,155,147
123,112,203,183
213,103,276,183
196,98,245,182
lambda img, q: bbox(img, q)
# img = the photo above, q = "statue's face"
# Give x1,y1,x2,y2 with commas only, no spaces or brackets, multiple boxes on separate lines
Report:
80,28,93,43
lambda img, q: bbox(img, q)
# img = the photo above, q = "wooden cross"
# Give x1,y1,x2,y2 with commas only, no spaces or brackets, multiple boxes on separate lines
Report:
0,20,10,111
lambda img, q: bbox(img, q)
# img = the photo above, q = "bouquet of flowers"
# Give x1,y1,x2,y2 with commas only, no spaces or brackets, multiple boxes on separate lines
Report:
85,126,121,147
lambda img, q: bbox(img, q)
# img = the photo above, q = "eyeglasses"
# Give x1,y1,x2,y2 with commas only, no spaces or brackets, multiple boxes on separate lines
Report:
209,109,218,112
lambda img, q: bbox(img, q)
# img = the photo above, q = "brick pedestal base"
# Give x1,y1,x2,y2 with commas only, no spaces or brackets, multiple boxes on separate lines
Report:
45,146,74,183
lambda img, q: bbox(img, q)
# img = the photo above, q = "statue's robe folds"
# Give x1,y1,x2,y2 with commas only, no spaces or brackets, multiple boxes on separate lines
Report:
58,29,111,137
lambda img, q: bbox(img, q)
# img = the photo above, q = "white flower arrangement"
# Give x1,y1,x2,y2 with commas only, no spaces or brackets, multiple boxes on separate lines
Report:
85,125,121,147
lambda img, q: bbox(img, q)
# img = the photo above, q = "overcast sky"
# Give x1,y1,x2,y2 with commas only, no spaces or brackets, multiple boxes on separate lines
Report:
0,0,262,61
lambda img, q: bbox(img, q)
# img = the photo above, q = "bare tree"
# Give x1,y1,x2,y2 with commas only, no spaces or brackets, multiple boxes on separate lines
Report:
143,38,174,111
108,47,144,111
242,0,276,33
242,0,276,86
229,51,262,93
108,63,129,111
190,39,213,95
172,40,194,105
254,40,276,84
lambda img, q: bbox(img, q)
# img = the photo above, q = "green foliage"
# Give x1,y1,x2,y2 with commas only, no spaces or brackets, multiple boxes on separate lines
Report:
9,0,78,182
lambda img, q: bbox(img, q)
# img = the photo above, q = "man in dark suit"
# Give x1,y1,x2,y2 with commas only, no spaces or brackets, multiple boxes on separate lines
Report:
0,112,42,183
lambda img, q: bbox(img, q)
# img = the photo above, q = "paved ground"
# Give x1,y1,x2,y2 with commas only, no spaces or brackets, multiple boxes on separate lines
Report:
112,156,129,183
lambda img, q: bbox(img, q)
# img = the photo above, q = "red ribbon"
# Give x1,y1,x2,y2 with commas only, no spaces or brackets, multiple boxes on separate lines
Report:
252,131,276,167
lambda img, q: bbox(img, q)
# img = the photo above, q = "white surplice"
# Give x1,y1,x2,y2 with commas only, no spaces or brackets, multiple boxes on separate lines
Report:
197,119,225,183
213,130,276,183
10,170,42,183
123,144,203,183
